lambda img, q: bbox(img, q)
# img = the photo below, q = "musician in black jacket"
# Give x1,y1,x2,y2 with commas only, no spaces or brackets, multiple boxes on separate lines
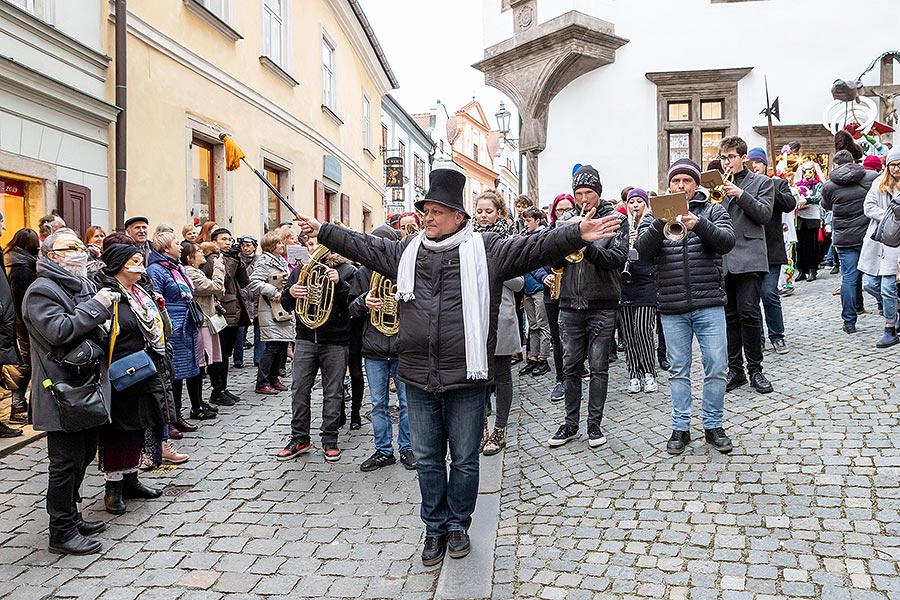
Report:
636,159,736,455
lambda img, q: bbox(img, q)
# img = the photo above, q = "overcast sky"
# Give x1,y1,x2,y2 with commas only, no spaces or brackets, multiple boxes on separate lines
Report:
360,0,517,131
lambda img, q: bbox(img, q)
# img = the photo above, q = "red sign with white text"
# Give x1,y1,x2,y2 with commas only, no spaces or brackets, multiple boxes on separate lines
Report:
0,179,25,197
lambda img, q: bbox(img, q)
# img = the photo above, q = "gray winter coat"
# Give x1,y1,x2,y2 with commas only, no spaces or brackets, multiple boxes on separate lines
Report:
318,222,587,392
496,277,524,356
822,163,880,249
23,258,111,432
720,168,774,274
247,252,294,343
859,179,900,276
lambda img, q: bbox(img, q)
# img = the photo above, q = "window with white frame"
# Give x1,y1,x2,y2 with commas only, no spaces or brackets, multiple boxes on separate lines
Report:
363,96,372,151
322,34,336,111
262,0,284,65
8,0,35,11
200,0,226,19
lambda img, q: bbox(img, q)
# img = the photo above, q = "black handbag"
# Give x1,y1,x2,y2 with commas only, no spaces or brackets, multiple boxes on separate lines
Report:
108,302,158,392
187,300,206,328
46,377,109,432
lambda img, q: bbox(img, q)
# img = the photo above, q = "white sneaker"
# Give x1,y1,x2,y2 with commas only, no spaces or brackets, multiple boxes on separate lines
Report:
627,378,642,393
643,374,658,392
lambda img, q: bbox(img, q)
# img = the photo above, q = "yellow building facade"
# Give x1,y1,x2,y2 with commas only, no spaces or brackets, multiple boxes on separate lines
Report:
106,0,396,235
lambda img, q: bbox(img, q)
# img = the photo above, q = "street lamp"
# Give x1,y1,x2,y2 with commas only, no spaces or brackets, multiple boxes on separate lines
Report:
495,102,511,139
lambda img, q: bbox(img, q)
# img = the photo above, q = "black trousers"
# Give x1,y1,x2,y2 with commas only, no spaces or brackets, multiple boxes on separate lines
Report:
208,325,239,394
172,371,203,413
46,428,99,543
559,308,616,429
796,219,820,274
257,341,288,387
725,272,765,375
544,300,564,382
656,312,667,362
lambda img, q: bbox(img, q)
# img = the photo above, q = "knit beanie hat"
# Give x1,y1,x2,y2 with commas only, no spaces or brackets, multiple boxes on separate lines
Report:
626,188,649,203
886,147,900,167
863,155,883,171
572,164,602,196
747,147,768,166
667,158,701,185
101,243,143,276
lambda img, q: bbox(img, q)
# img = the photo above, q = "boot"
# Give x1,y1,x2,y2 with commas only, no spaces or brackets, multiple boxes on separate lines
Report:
76,513,107,536
104,480,126,515
9,398,28,424
122,472,163,499
876,326,900,348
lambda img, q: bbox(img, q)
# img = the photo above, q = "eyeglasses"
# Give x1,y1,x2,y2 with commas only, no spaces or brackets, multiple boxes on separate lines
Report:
52,244,85,253
718,153,741,161
554,207,572,213
887,163,900,171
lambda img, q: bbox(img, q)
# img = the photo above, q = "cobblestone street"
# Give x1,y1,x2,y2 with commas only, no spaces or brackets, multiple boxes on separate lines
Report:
1,273,899,599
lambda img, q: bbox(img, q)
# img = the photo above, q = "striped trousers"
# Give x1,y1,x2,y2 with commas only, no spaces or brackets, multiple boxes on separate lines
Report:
617,305,657,379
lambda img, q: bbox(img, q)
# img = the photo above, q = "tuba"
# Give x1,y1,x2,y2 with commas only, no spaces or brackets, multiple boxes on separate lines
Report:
369,272,399,336
295,243,335,329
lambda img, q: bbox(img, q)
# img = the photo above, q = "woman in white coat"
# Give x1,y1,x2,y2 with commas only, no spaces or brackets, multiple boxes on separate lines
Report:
859,147,900,348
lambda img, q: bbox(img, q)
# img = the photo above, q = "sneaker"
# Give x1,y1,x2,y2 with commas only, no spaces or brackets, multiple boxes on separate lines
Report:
360,450,395,472
482,427,506,456
276,438,311,461
421,534,447,566
222,390,241,404
0,422,23,438
843,323,857,334
399,449,417,470
548,424,578,447
666,430,691,455
550,381,565,402
587,424,607,448
749,371,774,394
323,442,342,462
771,338,789,354
830,264,839,275
876,327,900,348
161,440,189,464
627,378,642,394
704,427,733,453
530,361,551,377
209,393,235,407
642,373,658,392
447,530,470,559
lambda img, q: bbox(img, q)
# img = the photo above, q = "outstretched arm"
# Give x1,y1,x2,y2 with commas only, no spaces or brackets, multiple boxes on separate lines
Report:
314,223,405,279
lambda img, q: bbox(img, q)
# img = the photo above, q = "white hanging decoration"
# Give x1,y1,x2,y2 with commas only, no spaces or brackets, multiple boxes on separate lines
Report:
822,95,877,135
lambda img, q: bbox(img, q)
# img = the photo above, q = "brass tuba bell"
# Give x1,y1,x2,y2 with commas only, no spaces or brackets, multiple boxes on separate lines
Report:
295,244,335,329
369,272,399,336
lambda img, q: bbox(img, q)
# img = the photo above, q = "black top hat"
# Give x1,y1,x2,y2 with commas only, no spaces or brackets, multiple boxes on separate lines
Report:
415,168,469,217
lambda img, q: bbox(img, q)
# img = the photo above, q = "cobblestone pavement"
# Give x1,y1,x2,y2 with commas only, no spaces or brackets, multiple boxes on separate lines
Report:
499,274,900,599
1,273,899,600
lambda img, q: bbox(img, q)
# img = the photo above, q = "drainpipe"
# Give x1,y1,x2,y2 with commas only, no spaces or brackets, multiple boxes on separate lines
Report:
115,0,127,230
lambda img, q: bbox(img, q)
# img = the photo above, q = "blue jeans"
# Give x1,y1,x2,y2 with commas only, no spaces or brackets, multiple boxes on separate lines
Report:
406,384,486,537
233,324,266,366
364,358,410,455
660,307,728,431
863,274,899,324
760,264,785,343
836,247,861,327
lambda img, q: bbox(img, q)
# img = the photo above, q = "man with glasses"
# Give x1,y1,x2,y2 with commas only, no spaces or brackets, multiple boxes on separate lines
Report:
716,137,775,394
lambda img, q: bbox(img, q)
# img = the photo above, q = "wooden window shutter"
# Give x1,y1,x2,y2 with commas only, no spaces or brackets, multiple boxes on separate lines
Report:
340,193,350,225
58,181,91,237
314,179,327,222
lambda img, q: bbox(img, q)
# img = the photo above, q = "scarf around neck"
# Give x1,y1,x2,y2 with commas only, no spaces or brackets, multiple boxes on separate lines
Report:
396,220,490,380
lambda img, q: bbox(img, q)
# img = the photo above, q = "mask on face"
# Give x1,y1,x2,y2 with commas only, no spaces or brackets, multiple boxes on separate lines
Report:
126,265,146,274
61,251,88,277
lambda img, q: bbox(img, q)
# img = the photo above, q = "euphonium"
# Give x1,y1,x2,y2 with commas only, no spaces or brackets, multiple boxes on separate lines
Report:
295,244,335,329
369,272,399,336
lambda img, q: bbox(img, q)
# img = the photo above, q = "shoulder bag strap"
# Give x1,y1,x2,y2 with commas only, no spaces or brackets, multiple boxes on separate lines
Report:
108,301,119,368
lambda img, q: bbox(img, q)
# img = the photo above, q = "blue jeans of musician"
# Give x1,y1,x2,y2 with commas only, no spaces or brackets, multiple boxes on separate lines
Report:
660,306,728,432
406,384,486,537
863,273,899,324
364,358,410,455
760,264,785,344
836,247,861,327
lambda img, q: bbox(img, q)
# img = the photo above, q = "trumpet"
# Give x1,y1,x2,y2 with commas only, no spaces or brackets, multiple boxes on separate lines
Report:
663,214,686,242
369,272,399,336
709,166,734,204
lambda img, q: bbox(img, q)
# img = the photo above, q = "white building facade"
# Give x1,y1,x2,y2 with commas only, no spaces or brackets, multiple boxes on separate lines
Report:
381,94,434,214
479,0,900,199
0,0,117,242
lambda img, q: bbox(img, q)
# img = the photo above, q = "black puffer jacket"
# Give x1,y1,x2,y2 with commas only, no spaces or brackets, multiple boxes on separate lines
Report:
281,255,356,346
766,177,798,265
349,266,400,360
822,163,880,248
318,221,586,392
635,190,736,315
621,212,657,307
555,200,629,310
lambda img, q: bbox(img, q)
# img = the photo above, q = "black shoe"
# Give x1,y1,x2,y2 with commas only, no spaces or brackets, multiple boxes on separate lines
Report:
666,430,691,455
749,371,773,394
530,361,551,377
658,356,670,371
609,353,618,363
421,534,447,566
519,360,537,375
830,265,839,275
76,514,107,536
725,371,748,392
587,424,607,448
122,473,163,499
233,363,245,369
209,393,235,407
807,271,817,282
104,480,126,515
350,412,362,431
548,424,578,447
49,533,102,555
616,339,626,353
0,421,23,437
222,390,241,404
9,400,28,424
199,401,219,414
796,272,807,281
360,451,395,472
843,323,857,334
447,530,470,559
704,427,733,453
399,449,417,470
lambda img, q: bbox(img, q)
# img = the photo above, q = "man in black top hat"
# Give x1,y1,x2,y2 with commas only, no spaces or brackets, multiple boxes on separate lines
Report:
297,165,622,567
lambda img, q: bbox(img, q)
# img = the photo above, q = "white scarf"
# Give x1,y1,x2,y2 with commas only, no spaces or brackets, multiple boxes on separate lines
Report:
396,220,489,379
